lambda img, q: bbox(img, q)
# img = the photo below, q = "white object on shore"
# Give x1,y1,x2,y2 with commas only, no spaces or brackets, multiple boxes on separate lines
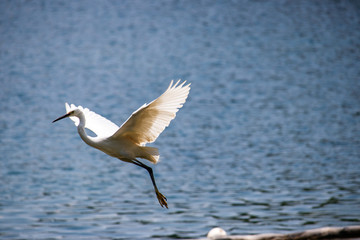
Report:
207,227,227,239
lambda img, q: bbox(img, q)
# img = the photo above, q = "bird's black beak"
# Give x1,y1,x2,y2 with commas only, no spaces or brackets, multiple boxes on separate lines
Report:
52,112,71,123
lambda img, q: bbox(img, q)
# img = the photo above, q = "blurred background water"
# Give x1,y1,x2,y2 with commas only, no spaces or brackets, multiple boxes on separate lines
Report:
0,0,360,239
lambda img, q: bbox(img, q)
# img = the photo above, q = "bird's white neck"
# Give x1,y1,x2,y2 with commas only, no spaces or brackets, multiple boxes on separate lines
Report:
76,112,98,148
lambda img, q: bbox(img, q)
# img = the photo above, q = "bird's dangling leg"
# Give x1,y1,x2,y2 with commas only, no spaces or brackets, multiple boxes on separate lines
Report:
132,160,168,209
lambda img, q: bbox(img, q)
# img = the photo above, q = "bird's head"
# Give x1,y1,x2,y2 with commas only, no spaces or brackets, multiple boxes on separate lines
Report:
52,108,82,123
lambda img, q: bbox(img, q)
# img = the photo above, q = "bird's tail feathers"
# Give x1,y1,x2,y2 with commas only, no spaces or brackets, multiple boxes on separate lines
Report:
140,146,160,164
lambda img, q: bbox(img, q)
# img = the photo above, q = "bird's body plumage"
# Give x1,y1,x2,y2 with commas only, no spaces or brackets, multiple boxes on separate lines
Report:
53,80,191,208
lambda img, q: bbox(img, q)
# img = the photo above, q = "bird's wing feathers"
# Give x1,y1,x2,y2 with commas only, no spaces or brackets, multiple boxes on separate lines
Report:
65,103,120,138
112,80,191,145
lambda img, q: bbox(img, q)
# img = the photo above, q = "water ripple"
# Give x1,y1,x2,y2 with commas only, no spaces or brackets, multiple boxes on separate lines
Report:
1,0,360,239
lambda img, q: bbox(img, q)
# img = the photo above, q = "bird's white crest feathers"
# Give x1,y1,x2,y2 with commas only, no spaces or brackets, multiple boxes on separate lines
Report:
65,103,120,138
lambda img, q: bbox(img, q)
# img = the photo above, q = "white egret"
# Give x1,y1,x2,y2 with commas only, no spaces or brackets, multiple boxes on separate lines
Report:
53,80,191,208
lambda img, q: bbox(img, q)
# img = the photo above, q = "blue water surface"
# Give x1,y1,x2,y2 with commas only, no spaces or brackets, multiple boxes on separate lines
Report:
1,1,359,239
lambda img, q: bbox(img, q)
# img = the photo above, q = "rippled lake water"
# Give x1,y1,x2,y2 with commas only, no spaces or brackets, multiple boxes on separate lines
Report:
1,1,360,239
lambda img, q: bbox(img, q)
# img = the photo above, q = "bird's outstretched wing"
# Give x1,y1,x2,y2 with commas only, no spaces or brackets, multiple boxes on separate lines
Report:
112,80,191,145
65,103,120,138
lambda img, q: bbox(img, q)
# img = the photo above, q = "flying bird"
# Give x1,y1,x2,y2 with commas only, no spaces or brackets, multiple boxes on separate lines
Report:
53,80,191,208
